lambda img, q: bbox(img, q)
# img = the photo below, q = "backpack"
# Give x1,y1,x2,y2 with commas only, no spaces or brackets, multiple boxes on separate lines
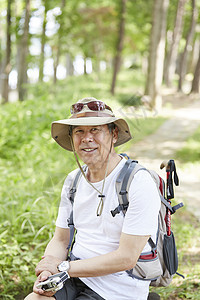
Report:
67,156,184,287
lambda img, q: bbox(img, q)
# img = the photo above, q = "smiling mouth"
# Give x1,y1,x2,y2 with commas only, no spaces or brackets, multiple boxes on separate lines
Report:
82,148,97,152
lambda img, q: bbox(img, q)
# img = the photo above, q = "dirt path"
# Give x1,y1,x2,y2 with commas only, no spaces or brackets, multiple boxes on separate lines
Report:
127,93,200,220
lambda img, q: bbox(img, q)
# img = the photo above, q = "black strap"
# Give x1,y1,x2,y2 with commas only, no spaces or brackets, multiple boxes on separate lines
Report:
67,211,75,251
110,203,129,217
69,165,87,205
176,271,185,279
148,237,157,253
161,195,184,214
167,160,179,199
172,202,184,213
69,169,82,204
67,168,85,254
67,224,75,251
161,196,174,213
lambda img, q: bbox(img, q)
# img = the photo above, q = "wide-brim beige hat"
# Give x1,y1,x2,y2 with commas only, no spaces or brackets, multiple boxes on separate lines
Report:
51,97,132,151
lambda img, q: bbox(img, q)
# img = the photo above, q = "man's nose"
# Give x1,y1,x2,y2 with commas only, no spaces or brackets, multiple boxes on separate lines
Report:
81,131,93,142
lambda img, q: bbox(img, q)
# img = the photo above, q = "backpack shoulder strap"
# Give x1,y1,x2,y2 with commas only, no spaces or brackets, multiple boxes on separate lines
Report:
69,166,87,205
111,159,146,217
114,159,158,254
67,166,86,254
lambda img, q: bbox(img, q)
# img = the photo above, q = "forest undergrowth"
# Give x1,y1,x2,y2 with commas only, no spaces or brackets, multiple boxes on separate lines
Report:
0,71,200,299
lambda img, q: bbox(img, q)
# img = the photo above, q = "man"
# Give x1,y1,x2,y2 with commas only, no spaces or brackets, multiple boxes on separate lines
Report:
25,97,160,300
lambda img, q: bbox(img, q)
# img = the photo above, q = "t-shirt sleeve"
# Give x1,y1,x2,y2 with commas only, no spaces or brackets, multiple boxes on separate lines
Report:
55,169,78,229
122,170,161,236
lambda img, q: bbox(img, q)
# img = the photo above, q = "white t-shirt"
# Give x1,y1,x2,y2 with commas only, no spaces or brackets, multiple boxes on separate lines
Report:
56,158,161,300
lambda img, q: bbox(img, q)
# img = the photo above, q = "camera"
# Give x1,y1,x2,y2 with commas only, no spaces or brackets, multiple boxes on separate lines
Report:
36,271,69,292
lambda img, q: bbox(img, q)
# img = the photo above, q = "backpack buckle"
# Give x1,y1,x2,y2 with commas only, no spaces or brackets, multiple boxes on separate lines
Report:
110,207,120,217
119,190,127,195
110,203,129,217
69,187,76,194
152,248,157,258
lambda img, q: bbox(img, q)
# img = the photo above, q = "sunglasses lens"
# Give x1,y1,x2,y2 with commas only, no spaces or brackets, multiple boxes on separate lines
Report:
87,101,105,111
105,104,112,112
71,103,84,114
70,100,112,114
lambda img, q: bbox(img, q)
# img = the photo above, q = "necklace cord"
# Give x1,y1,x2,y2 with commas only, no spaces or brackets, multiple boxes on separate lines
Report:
69,133,113,216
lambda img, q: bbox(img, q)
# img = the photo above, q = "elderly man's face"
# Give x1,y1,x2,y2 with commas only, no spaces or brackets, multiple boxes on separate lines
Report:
72,125,115,167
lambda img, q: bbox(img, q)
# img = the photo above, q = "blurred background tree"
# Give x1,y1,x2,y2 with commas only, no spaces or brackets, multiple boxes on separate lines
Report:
0,0,199,107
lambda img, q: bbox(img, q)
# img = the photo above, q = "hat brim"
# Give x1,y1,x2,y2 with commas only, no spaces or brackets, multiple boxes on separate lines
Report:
51,116,132,151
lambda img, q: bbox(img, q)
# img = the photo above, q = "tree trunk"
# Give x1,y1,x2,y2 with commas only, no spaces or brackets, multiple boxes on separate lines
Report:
53,46,60,84
164,0,187,87
2,0,12,104
83,57,87,75
190,41,200,93
145,0,169,110
178,0,197,91
18,0,31,101
110,0,127,95
189,37,200,73
66,53,74,76
39,2,47,82
53,0,66,84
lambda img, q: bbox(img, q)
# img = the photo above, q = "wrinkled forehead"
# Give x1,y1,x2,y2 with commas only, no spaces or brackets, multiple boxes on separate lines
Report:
71,124,107,131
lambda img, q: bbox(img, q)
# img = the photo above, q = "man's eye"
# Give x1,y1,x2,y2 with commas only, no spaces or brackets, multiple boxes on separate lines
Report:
91,128,99,132
75,129,83,134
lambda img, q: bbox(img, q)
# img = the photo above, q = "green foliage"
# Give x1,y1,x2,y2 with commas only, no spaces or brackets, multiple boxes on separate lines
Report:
0,238,37,299
126,0,153,54
118,94,143,107
166,0,179,32
176,126,200,162
0,0,155,80
0,79,77,298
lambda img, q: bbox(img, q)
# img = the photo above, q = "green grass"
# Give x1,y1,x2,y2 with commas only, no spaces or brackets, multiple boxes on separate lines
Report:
176,126,200,163
0,69,186,299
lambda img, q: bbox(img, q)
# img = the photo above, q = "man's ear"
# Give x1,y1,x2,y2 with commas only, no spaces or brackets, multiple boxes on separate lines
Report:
112,127,118,144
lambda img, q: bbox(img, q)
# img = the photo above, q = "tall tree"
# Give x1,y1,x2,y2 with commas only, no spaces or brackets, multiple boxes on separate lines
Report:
110,0,127,95
53,0,66,84
17,0,31,101
145,0,169,110
190,40,200,93
188,35,200,73
2,0,12,103
39,1,48,82
66,53,74,76
178,0,198,91
76,4,116,77
164,0,187,87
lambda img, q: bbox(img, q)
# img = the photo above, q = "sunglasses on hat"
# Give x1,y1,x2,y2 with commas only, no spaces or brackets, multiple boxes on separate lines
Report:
70,101,113,115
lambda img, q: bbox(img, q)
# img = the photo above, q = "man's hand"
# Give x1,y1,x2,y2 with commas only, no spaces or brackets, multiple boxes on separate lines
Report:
33,270,56,297
35,255,62,277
